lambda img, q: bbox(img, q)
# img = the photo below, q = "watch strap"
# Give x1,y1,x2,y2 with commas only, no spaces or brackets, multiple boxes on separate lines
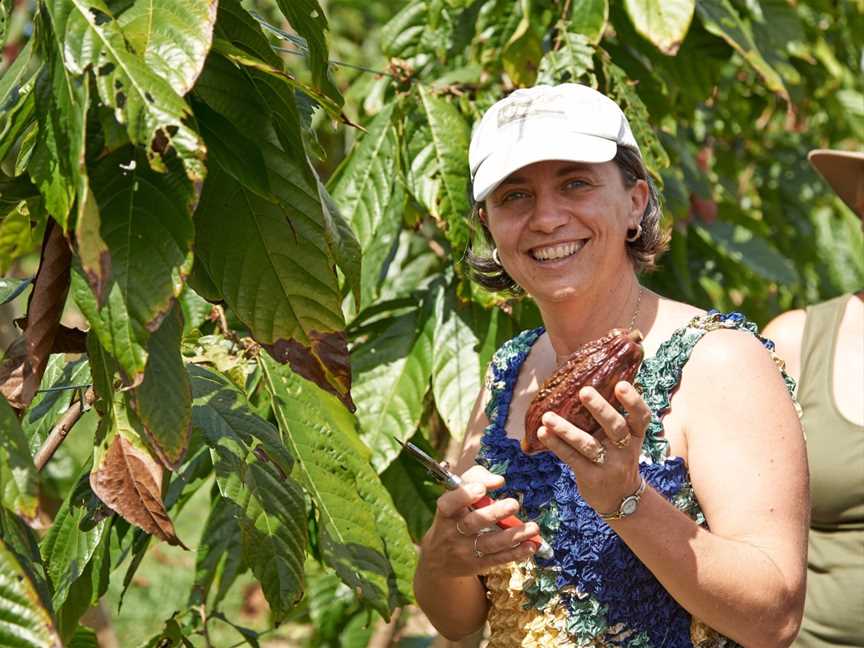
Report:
599,476,647,521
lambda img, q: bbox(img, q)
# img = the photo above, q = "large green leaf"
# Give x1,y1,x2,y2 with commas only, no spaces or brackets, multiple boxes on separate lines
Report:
21,356,90,453
624,0,695,55
0,39,38,162
215,0,284,68
379,439,439,543
695,221,798,285
329,103,402,309
189,496,246,608
0,537,61,648
130,304,191,469
72,148,194,382
43,0,206,182
501,0,542,86
262,358,417,618
39,472,109,611
569,0,608,44
0,394,38,521
274,0,342,106
118,0,217,96
430,284,484,441
27,18,88,228
190,365,306,622
695,0,789,101
407,85,471,254
351,303,435,472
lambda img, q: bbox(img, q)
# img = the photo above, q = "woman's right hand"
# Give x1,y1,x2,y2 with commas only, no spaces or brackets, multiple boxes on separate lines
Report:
418,464,539,577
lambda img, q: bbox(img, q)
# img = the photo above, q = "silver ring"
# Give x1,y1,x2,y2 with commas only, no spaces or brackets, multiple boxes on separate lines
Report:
613,433,632,449
591,446,607,465
473,534,485,559
456,518,470,536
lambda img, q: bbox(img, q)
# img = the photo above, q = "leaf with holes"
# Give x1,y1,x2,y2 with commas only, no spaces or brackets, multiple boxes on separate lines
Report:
263,357,417,618
0,537,62,648
118,0,217,96
42,0,206,182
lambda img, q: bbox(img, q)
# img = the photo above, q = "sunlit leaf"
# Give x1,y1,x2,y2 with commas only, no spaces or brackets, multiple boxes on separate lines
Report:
0,537,61,648
501,0,542,86
0,395,38,521
262,358,417,618
569,0,608,44
624,0,695,55
21,356,90,454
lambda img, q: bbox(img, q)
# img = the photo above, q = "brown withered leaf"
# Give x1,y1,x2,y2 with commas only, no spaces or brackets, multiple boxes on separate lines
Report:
0,222,73,410
89,433,186,548
263,330,355,411
13,318,87,354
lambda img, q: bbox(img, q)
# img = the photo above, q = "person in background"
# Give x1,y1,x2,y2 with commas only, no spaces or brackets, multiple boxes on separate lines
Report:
413,83,809,647
763,148,864,648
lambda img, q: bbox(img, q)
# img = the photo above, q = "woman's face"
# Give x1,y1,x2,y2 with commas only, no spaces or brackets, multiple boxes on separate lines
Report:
481,159,648,303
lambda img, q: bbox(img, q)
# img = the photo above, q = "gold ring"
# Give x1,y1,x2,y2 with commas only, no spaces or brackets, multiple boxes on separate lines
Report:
591,447,607,465
473,534,485,559
456,518,470,536
613,433,632,449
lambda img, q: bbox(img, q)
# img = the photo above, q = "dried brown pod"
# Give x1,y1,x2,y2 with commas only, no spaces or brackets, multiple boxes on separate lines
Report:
522,328,644,454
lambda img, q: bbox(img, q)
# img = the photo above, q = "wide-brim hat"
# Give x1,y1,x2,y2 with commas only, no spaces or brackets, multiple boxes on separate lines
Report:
469,84,642,202
808,149,864,216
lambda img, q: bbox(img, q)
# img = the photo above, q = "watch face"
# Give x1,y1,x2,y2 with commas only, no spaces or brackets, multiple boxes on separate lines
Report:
621,497,638,516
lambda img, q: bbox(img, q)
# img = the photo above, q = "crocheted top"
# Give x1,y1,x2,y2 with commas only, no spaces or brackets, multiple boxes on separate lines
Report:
477,311,795,648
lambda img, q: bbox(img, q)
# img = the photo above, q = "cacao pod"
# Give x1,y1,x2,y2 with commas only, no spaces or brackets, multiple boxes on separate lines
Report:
522,328,644,454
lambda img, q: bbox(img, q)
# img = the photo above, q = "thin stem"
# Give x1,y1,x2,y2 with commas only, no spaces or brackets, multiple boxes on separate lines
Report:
34,387,96,471
273,46,396,78
36,382,92,394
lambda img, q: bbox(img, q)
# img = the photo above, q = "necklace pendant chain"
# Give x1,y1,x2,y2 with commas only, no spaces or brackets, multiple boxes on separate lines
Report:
628,286,643,331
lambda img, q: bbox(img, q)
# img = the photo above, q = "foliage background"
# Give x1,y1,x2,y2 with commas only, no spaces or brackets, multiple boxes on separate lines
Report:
0,0,861,646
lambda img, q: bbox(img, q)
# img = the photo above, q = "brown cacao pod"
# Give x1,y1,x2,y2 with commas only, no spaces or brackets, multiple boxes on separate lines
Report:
522,328,644,454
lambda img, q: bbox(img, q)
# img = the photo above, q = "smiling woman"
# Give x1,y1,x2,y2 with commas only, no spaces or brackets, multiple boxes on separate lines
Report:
413,84,810,647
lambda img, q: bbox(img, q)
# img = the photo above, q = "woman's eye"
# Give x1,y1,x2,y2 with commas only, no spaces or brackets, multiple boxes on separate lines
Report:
564,178,588,190
501,190,529,202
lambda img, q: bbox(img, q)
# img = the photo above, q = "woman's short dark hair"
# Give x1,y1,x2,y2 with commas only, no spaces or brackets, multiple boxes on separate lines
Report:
464,146,669,293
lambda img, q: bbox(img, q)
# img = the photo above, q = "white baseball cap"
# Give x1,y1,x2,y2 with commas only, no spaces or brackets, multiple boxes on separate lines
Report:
469,84,641,202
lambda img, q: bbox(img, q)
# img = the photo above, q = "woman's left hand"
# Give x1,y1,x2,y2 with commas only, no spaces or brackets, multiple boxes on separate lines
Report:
536,380,652,515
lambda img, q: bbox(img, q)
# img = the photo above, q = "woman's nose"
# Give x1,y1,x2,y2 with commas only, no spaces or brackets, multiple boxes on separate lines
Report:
528,192,569,232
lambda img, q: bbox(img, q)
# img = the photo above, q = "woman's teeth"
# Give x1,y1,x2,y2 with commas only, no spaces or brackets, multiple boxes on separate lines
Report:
532,242,581,261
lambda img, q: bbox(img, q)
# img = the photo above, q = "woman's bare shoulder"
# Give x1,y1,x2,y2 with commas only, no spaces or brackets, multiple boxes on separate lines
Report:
762,309,806,381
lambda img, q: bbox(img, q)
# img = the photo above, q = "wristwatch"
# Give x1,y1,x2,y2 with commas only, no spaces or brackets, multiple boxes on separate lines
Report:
599,476,647,521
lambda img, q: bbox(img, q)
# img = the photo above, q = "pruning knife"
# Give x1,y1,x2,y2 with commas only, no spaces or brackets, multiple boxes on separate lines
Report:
395,437,554,560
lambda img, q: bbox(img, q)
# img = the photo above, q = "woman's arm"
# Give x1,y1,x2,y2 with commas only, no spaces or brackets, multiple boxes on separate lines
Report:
413,384,539,640
540,329,809,647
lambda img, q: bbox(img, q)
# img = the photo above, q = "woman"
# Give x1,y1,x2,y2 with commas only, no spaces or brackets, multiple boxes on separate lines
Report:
413,84,809,647
763,149,863,648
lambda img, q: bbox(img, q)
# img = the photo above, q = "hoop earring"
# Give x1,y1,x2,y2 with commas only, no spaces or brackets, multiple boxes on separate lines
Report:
492,248,502,266
625,224,642,243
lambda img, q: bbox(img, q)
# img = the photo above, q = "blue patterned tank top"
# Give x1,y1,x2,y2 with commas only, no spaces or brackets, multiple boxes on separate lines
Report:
476,312,795,647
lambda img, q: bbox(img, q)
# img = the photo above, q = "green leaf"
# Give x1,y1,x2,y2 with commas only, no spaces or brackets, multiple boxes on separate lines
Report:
352,304,434,472
189,496,246,608
67,627,98,648
329,103,402,309
273,0,342,106
624,0,695,55
379,441,438,543
408,86,472,254
695,221,798,285
501,0,542,86
72,148,195,383
695,0,789,101
537,30,596,86
431,284,484,441
0,39,39,162
0,394,38,521
131,304,191,469
39,472,109,611
21,356,90,454
214,0,283,67
318,182,363,308
601,60,670,180
117,0,217,96
0,537,61,648
43,0,206,182
569,0,608,44
28,21,88,228
0,206,37,275
190,365,306,621
262,358,417,618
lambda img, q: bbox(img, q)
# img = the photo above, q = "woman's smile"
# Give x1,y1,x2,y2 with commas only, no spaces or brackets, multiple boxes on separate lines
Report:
529,239,588,262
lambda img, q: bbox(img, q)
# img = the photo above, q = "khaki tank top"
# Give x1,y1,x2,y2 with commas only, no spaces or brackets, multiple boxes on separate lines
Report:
794,294,864,648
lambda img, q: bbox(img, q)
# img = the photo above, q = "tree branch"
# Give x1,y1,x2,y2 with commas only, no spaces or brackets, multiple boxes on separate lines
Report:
34,386,96,471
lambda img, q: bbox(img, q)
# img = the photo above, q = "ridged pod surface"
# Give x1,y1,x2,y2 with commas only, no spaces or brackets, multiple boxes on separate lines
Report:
522,328,644,454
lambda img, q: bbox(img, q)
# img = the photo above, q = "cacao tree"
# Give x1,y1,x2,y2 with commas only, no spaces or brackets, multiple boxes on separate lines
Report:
0,0,860,645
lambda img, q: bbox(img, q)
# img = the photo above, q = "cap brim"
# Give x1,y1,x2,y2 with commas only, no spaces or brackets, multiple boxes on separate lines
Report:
472,134,618,202
808,149,864,215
